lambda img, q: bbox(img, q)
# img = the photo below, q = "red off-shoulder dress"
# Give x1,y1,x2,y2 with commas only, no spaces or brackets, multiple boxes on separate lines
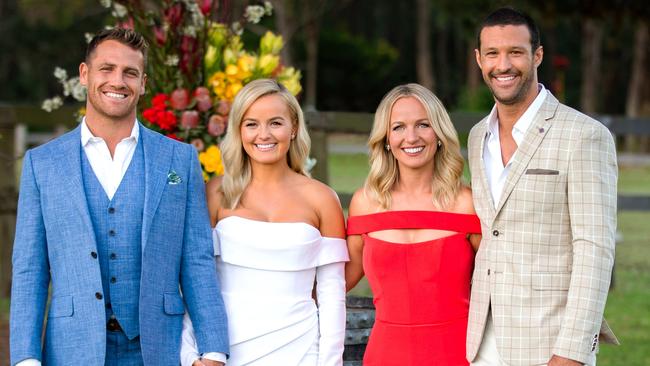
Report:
347,211,481,366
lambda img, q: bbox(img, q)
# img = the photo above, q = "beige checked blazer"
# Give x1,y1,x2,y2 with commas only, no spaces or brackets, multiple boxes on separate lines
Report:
466,92,619,365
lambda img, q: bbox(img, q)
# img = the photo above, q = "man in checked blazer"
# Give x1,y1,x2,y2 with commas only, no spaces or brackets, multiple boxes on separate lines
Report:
467,8,619,366
10,28,228,365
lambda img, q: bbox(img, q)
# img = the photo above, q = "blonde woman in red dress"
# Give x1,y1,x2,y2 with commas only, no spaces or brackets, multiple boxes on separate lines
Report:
346,83,481,366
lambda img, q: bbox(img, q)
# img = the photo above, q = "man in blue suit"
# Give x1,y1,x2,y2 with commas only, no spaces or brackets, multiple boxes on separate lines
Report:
10,28,229,365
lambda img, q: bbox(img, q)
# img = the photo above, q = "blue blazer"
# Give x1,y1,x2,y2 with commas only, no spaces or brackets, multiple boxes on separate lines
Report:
10,124,229,365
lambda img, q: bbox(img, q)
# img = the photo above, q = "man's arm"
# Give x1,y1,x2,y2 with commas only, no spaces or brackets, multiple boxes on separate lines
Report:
10,150,50,365
179,147,229,356
553,123,618,363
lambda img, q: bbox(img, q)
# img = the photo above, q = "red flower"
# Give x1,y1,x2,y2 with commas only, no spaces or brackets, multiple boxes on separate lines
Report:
154,26,167,46
164,3,183,28
166,133,183,141
158,110,178,131
152,93,169,107
142,108,158,123
199,0,213,16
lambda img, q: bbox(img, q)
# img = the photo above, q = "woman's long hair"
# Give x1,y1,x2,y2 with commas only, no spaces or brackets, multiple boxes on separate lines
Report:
220,79,310,209
365,83,464,210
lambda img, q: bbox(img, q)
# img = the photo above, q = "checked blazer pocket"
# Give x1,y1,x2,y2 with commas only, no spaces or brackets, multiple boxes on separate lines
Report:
525,168,560,175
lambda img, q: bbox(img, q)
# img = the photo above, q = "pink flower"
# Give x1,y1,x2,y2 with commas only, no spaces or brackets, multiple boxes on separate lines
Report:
215,100,230,116
181,110,200,129
195,94,212,112
191,138,206,151
194,87,211,97
170,88,190,110
207,114,227,136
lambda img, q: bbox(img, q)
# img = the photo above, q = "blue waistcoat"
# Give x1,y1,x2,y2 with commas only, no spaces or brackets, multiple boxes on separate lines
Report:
81,140,144,340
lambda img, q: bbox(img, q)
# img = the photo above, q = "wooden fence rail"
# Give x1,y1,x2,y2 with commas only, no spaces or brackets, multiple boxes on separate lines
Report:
305,110,650,211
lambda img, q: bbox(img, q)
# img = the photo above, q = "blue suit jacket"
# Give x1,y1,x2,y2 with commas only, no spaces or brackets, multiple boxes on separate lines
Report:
10,124,229,365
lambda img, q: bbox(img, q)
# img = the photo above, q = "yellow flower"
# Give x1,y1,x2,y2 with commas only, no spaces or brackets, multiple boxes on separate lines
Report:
225,82,243,100
260,31,283,55
207,23,228,47
236,54,255,80
257,54,279,76
223,48,238,65
199,145,224,176
204,46,219,70
277,67,302,95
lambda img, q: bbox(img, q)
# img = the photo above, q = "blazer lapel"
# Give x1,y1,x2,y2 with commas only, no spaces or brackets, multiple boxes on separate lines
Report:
494,93,559,215
140,124,173,251
473,121,497,221
59,125,95,233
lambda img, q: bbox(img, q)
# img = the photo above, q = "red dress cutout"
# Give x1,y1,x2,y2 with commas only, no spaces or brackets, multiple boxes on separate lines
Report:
347,211,481,366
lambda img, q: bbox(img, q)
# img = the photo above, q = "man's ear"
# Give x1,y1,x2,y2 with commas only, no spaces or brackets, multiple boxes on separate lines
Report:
141,73,147,96
474,49,482,70
79,62,88,86
534,46,543,68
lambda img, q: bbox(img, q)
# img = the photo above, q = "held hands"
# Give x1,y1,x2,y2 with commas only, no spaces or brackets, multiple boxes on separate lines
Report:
548,355,583,366
192,359,224,366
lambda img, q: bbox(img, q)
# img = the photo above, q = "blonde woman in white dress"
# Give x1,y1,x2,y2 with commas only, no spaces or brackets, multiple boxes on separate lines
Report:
180,79,349,366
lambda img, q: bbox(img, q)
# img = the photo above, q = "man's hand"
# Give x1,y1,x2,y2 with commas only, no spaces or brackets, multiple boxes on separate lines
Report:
192,360,224,366
548,355,583,366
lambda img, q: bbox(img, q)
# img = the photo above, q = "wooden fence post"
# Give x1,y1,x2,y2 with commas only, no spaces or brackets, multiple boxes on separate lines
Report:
0,106,17,298
305,108,329,184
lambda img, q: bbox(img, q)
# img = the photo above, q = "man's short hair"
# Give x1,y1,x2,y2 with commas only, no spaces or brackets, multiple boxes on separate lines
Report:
86,28,149,68
477,7,540,52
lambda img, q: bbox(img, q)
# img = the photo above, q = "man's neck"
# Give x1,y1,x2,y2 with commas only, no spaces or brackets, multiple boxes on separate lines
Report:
496,86,539,132
85,112,136,156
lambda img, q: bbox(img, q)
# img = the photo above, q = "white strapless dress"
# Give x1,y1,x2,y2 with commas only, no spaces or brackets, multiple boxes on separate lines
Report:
180,216,349,366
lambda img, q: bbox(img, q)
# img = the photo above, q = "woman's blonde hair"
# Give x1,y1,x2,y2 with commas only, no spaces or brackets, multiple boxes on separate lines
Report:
220,79,310,209
365,83,464,210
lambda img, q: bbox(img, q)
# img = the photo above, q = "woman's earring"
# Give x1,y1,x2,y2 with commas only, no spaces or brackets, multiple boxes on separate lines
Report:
437,140,442,148
291,133,296,140
385,144,391,151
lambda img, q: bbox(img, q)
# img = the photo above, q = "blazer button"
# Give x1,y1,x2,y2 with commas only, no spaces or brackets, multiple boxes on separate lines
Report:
492,230,499,237
108,207,115,214
110,253,117,260
95,292,103,300
90,251,97,259
109,229,116,236
110,277,117,284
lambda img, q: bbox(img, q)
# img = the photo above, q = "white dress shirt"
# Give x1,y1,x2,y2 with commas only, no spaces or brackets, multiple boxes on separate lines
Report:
483,84,547,208
80,118,139,199
16,119,226,365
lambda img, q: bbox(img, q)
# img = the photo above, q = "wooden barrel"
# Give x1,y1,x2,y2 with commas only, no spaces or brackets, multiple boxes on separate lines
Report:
344,296,375,365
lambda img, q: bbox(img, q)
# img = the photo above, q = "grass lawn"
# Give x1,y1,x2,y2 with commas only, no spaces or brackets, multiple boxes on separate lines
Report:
330,152,650,365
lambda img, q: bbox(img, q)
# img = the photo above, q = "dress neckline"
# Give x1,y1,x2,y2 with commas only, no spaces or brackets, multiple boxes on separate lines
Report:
347,210,481,236
216,215,321,234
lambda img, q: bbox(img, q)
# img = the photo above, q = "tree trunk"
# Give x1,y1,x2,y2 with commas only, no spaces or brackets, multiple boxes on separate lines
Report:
415,0,434,91
580,18,603,115
625,20,649,152
271,0,294,66
304,17,320,108
466,44,480,95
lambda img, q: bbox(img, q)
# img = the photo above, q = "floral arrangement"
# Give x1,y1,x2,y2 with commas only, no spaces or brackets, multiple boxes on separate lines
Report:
43,0,302,180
